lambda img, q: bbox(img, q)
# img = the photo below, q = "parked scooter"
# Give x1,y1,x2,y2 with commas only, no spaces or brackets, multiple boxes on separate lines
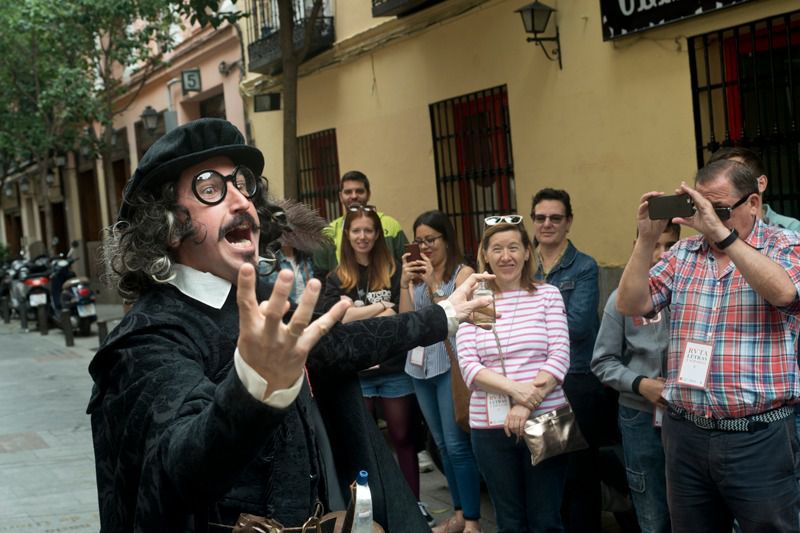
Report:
50,242,96,336
9,255,51,327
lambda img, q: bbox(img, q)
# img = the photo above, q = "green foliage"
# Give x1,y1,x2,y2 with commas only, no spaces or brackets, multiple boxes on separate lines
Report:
0,0,242,167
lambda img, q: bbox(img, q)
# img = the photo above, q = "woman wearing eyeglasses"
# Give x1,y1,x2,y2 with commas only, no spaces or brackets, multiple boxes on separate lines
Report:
456,217,571,533
318,203,422,514
398,210,483,533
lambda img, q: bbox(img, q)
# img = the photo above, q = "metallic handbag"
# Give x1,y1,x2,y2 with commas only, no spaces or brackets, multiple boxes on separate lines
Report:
523,403,588,465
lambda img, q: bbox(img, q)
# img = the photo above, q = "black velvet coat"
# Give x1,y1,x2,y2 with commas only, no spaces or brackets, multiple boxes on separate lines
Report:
87,282,445,532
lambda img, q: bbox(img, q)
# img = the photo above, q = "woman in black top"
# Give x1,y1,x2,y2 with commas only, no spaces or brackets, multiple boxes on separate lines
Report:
320,204,420,508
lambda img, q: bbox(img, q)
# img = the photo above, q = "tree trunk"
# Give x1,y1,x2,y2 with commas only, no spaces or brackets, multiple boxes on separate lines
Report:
279,0,299,201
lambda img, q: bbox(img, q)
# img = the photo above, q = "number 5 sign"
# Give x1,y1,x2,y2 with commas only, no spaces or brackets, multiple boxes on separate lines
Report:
181,68,202,95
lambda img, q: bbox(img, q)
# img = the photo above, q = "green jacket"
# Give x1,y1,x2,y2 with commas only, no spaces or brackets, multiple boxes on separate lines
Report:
314,212,408,275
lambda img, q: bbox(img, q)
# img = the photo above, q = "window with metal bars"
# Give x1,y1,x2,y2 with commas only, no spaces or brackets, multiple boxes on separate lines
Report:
689,10,800,218
297,129,340,221
429,85,516,261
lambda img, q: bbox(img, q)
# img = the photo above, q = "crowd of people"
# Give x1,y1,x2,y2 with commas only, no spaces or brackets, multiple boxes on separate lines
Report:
87,118,800,533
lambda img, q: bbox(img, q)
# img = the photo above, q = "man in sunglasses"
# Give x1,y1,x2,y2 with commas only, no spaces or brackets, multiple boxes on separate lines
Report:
617,159,800,531
314,170,408,279
530,187,607,533
87,119,492,532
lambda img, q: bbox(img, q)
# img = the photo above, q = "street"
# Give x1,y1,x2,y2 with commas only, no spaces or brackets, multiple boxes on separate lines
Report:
0,308,498,532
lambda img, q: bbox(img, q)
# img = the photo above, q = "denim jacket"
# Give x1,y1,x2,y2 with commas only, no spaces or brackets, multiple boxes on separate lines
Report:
534,240,599,374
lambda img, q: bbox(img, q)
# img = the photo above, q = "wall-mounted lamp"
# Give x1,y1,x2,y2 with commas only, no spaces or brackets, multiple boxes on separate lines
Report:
140,105,160,134
516,1,562,70
45,172,56,186
3,183,14,198
19,176,30,194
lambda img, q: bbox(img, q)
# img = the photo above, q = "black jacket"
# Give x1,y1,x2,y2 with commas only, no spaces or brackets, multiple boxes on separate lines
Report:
87,282,445,532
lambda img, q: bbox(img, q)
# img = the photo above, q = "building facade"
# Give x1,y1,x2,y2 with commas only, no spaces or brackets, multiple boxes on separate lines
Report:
241,0,800,270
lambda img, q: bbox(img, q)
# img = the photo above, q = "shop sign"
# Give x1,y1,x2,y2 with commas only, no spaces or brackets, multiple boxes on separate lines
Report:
600,0,754,41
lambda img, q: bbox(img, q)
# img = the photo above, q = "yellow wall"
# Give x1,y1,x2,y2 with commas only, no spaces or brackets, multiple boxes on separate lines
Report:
249,0,799,266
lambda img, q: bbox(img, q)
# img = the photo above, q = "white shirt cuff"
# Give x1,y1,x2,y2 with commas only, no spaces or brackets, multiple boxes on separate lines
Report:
234,348,304,408
437,300,459,337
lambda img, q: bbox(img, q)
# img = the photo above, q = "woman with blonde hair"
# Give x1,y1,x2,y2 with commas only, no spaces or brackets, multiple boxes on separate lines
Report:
456,216,571,532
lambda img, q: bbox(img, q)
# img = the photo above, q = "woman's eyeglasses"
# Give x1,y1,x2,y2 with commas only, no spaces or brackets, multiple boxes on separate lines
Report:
347,204,377,213
413,235,443,247
485,214,524,226
531,214,566,225
192,166,258,205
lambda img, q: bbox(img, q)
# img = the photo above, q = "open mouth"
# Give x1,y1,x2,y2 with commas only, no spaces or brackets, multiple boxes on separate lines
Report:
224,223,253,248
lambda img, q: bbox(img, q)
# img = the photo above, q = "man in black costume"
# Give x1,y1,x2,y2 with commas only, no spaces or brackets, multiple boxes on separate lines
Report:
87,118,492,532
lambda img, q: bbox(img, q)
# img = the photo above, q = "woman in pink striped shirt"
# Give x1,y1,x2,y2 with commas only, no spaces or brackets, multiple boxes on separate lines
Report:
456,218,571,533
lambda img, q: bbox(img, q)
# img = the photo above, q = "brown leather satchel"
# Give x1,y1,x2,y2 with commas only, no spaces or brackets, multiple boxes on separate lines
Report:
443,338,472,434
230,484,385,533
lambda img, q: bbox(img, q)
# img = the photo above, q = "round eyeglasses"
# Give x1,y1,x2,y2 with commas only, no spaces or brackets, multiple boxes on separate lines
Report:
192,165,258,205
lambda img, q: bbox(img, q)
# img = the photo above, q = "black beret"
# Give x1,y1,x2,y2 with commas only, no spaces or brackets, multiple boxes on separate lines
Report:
118,118,264,221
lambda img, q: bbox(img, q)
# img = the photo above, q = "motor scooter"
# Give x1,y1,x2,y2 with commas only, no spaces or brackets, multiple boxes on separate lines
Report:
50,243,96,336
9,255,51,328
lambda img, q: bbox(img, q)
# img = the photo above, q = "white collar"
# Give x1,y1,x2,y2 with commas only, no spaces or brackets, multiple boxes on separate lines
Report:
167,264,232,309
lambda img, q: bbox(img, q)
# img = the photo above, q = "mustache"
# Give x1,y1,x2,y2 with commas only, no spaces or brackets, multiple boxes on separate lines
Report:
218,212,260,241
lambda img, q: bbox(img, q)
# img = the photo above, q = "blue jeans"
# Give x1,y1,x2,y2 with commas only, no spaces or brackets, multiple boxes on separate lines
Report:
412,371,482,519
617,405,670,533
662,410,800,532
471,428,567,533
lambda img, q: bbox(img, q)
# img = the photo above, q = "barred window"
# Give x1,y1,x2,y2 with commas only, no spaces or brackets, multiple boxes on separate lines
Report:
297,129,340,221
690,11,800,218
429,85,516,261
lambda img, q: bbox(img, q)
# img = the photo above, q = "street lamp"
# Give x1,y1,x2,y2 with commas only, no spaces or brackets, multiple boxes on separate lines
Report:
140,105,160,134
516,1,562,69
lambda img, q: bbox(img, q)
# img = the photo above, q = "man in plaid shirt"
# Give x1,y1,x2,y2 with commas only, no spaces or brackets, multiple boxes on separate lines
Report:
616,159,800,532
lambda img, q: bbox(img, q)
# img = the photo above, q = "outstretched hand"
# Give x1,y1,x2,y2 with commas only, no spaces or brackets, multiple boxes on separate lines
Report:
446,272,497,328
236,264,351,394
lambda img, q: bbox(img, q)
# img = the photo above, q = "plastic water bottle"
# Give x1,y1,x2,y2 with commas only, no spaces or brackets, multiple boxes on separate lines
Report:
352,470,372,533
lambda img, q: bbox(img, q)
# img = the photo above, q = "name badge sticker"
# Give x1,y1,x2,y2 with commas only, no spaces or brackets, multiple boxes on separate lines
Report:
486,393,511,427
409,346,425,367
677,341,713,389
653,406,664,428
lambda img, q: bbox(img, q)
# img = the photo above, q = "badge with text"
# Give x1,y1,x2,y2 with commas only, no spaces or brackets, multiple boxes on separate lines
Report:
486,393,511,427
653,406,664,428
409,346,425,367
677,341,713,388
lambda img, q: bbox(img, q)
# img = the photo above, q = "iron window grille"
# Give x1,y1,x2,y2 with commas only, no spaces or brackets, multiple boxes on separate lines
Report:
297,129,340,221
689,10,800,218
429,85,516,262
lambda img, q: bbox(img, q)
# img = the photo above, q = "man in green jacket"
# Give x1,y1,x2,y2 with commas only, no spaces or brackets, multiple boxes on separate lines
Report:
314,171,408,277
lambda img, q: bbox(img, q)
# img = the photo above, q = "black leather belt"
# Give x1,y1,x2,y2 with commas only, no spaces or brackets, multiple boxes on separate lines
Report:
668,404,794,433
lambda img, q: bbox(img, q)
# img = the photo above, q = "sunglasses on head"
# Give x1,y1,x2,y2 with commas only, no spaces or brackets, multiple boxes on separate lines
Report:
714,193,752,221
484,214,523,226
347,204,377,213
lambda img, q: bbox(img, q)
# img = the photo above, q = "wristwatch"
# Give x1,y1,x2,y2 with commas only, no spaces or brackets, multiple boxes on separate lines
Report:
432,286,446,298
715,228,739,250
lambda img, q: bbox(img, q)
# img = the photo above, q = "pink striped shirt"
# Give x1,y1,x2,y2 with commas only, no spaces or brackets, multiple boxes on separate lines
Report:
456,285,571,429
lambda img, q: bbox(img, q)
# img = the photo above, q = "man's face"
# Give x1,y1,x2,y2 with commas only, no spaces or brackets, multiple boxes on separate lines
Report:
650,230,679,267
695,176,758,245
171,156,260,283
531,199,572,247
339,179,370,209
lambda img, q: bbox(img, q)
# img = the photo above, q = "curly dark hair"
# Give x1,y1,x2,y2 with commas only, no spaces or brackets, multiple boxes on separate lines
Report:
102,177,274,300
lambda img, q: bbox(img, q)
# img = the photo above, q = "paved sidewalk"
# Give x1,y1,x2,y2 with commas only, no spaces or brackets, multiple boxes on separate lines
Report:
0,316,103,530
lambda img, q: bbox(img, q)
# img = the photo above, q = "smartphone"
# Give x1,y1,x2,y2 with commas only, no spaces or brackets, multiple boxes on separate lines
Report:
404,242,422,262
648,194,695,220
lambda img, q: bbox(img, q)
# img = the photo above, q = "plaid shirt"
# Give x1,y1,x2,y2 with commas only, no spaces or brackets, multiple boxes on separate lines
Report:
650,219,800,418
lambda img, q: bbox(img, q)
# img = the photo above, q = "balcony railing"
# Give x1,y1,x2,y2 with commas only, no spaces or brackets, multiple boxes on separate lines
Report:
247,0,334,76
372,0,444,18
